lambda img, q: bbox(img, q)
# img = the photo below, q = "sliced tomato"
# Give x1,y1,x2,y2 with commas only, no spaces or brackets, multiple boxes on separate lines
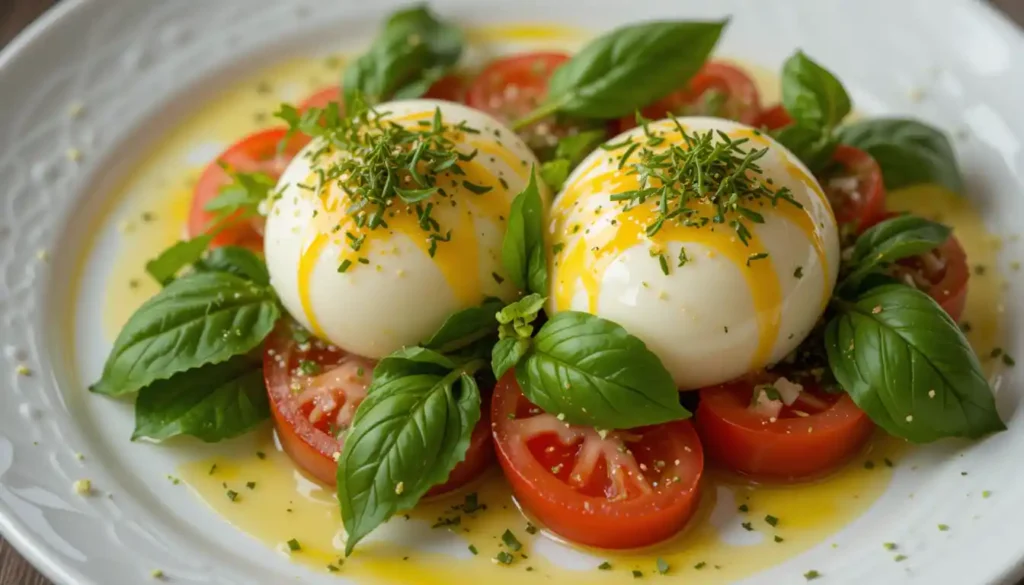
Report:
890,229,970,322
423,74,468,103
298,86,342,114
757,104,793,131
466,52,597,155
491,374,703,549
617,62,762,132
264,323,493,492
696,376,874,481
188,129,307,249
821,145,888,233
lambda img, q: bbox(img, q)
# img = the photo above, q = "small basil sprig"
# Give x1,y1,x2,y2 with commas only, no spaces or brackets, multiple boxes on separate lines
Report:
825,284,1004,442
132,355,269,442
771,51,849,172
539,129,606,192
836,118,964,194
337,349,482,555
839,214,951,292
343,5,463,107
194,246,270,285
513,20,726,126
204,169,275,220
490,296,689,429
502,170,547,295
90,272,280,396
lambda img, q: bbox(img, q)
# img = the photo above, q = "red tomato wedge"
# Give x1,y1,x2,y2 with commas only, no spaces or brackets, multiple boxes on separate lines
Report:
822,145,888,232
491,375,704,549
890,228,970,322
298,86,342,113
696,377,874,481
618,62,762,132
466,52,600,153
263,324,494,493
756,104,793,131
187,129,307,249
299,75,467,116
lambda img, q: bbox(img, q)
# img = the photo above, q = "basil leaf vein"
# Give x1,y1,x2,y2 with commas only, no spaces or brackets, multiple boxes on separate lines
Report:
90,272,280,396
836,118,964,194
132,355,269,442
195,246,270,285
825,284,1004,442
841,214,951,291
516,311,689,429
338,360,482,554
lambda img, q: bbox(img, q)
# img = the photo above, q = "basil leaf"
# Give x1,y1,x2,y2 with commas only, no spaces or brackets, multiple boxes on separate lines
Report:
516,311,689,429
836,118,964,194
132,355,269,442
492,337,531,379
338,361,482,554
502,171,547,294
781,51,850,130
342,5,463,106
539,159,571,192
204,170,274,216
852,214,951,268
536,20,725,120
145,235,212,286
90,272,280,396
771,123,837,173
421,298,503,353
195,246,270,285
375,346,459,383
825,285,1004,442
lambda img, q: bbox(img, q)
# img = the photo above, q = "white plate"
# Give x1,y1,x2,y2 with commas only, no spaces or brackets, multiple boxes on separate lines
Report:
2,0,1024,584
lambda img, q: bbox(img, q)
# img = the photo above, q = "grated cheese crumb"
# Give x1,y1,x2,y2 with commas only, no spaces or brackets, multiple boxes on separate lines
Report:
73,479,92,495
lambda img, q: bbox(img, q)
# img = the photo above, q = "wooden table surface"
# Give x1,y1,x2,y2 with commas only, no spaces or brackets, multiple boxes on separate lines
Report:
2,0,1024,583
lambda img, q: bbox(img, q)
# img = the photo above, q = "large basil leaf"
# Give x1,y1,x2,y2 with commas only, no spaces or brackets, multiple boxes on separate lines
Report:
145,235,212,286
536,20,725,120
840,214,951,291
836,118,964,194
90,272,280,397
337,360,482,554
516,311,689,429
342,5,463,106
420,298,503,352
502,171,547,295
825,285,1004,442
781,51,850,130
132,355,269,442
195,246,270,285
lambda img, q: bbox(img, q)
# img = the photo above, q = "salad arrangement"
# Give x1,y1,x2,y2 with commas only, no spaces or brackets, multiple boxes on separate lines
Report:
91,4,1002,560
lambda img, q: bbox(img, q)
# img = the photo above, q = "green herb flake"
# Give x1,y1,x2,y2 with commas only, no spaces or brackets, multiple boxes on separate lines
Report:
794,266,804,278
883,458,893,468
1003,354,1016,367
983,490,992,498
894,554,908,562
694,562,707,570
738,504,749,513
656,558,670,575
208,464,217,475
525,523,538,535
298,359,322,376
741,522,753,531
938,524,950,531
246,481,256,490
256,451,266,460
774,535,785,543
287,538,301,552
632,570,643,579
468,544,478,555
598,561,612,570
804,570,821,581
765,515,779,527
864,460,876,470
883,542,897,551
501,529,522,552
337,259,353,273
494,551,514,565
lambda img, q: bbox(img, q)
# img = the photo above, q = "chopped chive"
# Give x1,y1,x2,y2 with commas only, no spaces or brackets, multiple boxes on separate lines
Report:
287,538,301,552
656,558,669,575
337,259,353,273
494,551,514,565
468,544,478,555
765,515,779,527
598,561,612,570
694,562,706,570
894,554,908,562
501,529,522,552
462,181,492,195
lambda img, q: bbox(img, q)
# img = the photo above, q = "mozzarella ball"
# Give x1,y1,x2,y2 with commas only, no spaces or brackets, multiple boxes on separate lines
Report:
548,116,840,390
265,100,541,358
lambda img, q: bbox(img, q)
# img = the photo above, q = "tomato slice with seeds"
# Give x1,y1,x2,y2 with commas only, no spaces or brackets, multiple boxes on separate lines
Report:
821,145,888,233
492,374,703,549
465,52,602,155
889,225,970,322
617,62,762,132
187,129,308,250
264,323,493,493
696,376,874,481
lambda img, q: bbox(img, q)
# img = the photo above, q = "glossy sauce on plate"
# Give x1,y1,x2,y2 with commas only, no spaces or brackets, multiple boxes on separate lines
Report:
91,25,1008,585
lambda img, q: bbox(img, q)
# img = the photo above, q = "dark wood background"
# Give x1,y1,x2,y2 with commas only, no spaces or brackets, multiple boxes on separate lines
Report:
2,0,1023,583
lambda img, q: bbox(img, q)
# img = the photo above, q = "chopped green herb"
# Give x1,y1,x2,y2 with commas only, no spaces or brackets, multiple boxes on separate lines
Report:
983,490,992,498
794,266,804,278
677,246,689,267
804,570,821,581
765,515,779,527
632,570,643,579
337,259,353,273
883,542,897,551
256,451,266,460
494,551,514,565
894,554,907,562
738,504,749,513
658,253,669,275
694,562,706,570
746,252,769,266
1003,354,1016,366
298,359,321,375
864,460,875,470
327,564,340,572
656,558,670,575
525,523,538,535
462,181,493,195
468,544,478,555
462,493,484,514
287,538,301,552
501,529,522,552
246,481,256,490
208,464,217,475
938,524,949,531
598,561,613,570
883,458,893,468
552,242,565,254
990,347,1003,358
741,522,753,531
774,535,784,543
